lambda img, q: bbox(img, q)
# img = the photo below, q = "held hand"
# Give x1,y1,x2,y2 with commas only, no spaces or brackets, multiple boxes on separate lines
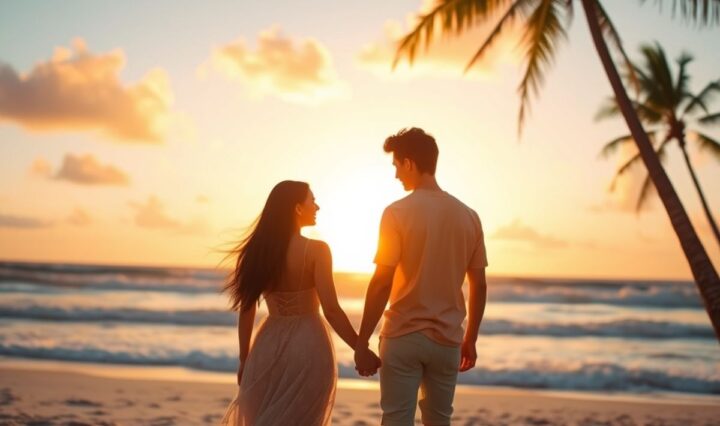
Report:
371,350,382,370
459,340,477,372
354,346,381,377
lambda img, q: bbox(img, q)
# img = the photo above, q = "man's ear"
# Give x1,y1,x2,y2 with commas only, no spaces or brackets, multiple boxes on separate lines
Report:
403,158,416,172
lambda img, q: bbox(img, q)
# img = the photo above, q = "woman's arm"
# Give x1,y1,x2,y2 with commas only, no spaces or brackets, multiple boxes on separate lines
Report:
312,241,358,349
237,302,256,384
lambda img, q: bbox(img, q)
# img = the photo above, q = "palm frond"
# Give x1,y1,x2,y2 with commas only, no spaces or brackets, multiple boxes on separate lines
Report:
464,0,535,72
516,0,568,135
635,137,671,212
593,1,639,92
393,0,513,68
595,97,621,121
562,0,573,22
599,134,633,159
684,80,720,116
674,51,694,104
694,131,720,161
626,49,668,113
698,111,720,125
641,0,720,27
683,93,710,116
640,42,677,109
610,147,644,191
634,101,665,123
609,150,641,191
609,131,663,188
624,60,654,96
597,95,664,123
635,172,656,212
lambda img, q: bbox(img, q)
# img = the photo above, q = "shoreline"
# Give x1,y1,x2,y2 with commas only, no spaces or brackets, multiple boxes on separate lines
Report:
1,356,718,406
1,358,720,426
0,258,699,284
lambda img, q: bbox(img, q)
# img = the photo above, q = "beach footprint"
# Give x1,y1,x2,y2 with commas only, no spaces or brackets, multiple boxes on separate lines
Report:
203,413,222,424
148,415,176,426
116,398,135,407
0,388,19,406
64,398,103,408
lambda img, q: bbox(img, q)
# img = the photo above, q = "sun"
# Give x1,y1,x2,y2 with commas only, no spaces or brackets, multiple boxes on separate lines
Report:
305,167,404,273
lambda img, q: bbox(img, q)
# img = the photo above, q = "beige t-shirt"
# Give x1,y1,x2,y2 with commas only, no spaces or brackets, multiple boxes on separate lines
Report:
374,189,488,346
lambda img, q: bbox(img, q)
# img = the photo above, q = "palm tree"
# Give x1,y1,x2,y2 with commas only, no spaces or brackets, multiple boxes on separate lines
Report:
597,43,720,250
392,0,720,343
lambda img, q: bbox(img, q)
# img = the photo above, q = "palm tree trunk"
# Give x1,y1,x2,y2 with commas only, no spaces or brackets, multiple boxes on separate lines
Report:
581,0,720,344
678,137,720,250
680,138,720,250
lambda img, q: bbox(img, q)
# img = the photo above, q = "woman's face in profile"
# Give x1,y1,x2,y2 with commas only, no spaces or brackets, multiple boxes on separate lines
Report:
297,189,319,227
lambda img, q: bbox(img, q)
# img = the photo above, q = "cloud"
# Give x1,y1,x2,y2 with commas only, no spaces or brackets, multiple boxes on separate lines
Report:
29,154,130,185
129,196,181,229
491,219,567,249
54,153,130,185
67,207,92,226
29,157,53,178
129,195,207,234
358,0,521,79
203,26,347,104
0,38,172,142
196,194,210,204
0,213,52,229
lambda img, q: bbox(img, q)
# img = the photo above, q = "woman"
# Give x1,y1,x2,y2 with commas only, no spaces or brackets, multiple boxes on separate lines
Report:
220,181,372,425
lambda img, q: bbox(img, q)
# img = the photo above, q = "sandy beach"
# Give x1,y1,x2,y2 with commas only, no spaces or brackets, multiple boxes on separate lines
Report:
1,361,719,426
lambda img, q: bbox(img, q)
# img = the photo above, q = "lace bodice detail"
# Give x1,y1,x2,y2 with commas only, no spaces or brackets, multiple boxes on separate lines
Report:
265,287,320,316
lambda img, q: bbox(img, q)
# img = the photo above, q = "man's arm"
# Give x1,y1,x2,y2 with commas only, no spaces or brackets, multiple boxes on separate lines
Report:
357,264,395,345
460,267,487,372
354,264,395,376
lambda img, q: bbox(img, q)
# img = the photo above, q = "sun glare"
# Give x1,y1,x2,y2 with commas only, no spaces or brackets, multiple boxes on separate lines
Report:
306,168,403,273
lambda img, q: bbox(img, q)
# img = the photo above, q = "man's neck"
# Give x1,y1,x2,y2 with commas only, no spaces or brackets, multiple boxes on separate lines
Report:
414,175,441,191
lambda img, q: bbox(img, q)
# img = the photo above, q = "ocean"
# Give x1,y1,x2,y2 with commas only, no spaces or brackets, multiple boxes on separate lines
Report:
0,261,718,396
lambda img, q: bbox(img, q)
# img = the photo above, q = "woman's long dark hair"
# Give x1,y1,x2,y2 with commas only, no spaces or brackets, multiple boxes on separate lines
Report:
223,180,310,311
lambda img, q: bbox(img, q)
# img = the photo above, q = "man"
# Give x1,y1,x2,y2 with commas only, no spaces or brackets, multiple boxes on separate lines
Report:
354,127,488,426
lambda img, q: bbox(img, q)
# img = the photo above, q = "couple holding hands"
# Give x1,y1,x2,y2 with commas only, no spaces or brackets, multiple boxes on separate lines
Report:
222,127,488,426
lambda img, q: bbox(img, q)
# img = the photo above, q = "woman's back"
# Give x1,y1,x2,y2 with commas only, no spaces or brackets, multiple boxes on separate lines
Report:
222,236,336,426
221,181,360,425
269,236,315,293
263,236,321,316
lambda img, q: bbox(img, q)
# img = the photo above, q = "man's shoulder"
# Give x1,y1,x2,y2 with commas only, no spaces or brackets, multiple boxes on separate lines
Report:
385,193,414,211
386,191,478,215
443,192,479,217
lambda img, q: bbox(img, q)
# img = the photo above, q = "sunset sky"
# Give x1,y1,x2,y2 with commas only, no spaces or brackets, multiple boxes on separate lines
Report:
1,0,718,279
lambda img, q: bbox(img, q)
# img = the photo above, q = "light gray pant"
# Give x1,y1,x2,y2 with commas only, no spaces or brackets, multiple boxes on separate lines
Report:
379,331,461,426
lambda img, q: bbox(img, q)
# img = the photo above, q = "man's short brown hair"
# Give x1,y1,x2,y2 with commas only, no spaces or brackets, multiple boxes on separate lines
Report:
383,127,439,175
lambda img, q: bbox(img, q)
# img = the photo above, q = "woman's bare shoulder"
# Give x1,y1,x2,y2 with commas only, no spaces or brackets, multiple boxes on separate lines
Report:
305,238,331,260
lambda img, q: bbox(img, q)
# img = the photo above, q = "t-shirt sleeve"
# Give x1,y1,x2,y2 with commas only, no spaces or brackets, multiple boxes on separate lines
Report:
373,207,401,267
469,211,488,268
